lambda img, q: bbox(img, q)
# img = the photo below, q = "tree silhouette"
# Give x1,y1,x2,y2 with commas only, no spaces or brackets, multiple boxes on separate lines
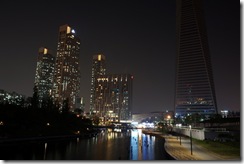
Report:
41,95,54,111
62,98,70,114
74,108,83,116
92,115,100,126
31,85,39,110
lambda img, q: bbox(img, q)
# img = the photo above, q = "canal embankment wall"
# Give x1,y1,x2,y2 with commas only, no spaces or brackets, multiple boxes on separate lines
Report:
172,127,233,141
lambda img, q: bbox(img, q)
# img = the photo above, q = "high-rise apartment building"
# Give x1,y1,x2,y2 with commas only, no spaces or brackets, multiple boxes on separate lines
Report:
90,54,106,114
34,47,55,106
52,24,81,111
94,74,133,124
0,89,26,106
175,0,218,118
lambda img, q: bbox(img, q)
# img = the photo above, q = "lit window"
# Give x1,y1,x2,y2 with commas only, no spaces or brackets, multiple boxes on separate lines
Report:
67,26,71,34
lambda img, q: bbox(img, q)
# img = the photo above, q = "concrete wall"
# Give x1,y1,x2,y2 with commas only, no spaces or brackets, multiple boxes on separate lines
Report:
173,127,231,141
173,127,205,140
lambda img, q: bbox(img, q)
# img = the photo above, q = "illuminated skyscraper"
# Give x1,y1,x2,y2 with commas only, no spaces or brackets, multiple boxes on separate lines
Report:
94,74,133,123
34,47,55,107
52,24,81,111
90,54,106,114
175,0,218,118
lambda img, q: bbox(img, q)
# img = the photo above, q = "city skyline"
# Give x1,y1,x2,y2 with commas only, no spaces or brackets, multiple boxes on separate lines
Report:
0,0,240,114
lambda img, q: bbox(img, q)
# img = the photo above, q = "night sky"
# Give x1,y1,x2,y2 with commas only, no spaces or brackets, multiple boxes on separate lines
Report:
0,0,240,114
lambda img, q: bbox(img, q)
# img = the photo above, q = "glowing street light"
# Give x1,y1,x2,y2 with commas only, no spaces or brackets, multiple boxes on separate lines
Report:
179,124,182,145
189,125,193,155
167,115,171,125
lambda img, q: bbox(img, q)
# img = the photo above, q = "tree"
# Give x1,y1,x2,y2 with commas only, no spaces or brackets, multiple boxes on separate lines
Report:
62,98,70,114
74,108,83,116
209,114,222,127
92,115,100,126
31,85,39,110
41,95,54,111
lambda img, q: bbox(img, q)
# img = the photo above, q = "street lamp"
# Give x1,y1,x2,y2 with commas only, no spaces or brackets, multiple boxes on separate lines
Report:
179,124,182,145
167,115,171,126
189,125,193,155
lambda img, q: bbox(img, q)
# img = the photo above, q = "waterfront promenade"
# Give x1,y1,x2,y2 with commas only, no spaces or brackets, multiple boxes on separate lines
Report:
143,130,241,161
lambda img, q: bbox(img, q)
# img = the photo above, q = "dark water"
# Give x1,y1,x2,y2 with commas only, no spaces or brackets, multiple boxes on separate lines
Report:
0,129,174,160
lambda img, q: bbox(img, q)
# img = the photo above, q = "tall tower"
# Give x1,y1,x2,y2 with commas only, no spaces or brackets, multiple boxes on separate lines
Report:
52,24,81,111
90,54,106,114
34,47,55,107
175,0,218,119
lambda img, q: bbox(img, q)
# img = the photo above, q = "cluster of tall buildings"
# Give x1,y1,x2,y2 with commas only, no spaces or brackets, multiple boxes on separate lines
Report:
89,54,133,123
32,0,222,125
34,24,133,124
34,0,219,124
34,24,81,111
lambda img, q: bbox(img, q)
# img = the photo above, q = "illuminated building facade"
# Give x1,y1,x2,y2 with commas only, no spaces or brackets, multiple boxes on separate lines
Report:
52,24,81,111
74,97,85,116
175,0,218,119
94,74,133,123
0,89,25,106
90,54,106,114
34,47,55,106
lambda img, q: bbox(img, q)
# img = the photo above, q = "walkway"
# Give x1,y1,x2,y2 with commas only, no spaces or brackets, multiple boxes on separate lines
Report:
143,130,241,161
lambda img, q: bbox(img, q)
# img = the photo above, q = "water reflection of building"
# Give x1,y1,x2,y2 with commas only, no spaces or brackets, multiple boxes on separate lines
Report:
93,74,133,124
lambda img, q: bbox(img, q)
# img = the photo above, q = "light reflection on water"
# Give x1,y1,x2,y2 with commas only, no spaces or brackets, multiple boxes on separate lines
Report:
0,129,173,160
130,129,158,160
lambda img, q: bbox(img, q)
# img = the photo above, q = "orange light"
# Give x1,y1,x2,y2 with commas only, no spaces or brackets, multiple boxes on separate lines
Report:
44,48,48,54
67,26,71,34
98,54,102,61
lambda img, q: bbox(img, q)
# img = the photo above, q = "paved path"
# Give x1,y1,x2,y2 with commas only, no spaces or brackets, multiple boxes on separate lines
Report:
143,131,240,161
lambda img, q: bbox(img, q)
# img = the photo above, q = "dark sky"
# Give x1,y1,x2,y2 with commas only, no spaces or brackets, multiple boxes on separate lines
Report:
0,0,240,113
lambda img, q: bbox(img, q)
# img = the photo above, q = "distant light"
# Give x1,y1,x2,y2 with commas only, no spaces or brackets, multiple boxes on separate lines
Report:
131,76,133,79
67,26,71,34
98,54,101,61
72,29,75,33
176,123,182,127
221,110,228,113
43,48,48,54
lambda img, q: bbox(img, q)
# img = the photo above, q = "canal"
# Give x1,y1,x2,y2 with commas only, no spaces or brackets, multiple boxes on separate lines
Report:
0,129,174,160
